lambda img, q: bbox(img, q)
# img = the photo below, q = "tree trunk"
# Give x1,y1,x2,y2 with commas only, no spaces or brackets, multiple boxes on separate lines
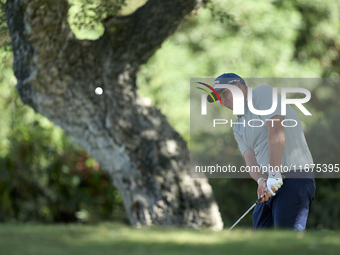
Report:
5,0,223,229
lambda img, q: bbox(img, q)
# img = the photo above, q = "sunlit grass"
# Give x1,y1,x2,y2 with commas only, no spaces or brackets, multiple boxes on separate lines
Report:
0,223,339,255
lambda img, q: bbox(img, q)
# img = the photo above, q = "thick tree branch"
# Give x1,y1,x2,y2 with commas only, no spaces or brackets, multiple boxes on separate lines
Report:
103,0,202,66
5,0,79,108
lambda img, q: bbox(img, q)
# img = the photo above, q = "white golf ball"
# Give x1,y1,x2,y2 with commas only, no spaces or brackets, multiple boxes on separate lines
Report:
95,87,103,95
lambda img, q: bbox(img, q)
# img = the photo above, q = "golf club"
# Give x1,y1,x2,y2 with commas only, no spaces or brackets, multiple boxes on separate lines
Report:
229,197,262,230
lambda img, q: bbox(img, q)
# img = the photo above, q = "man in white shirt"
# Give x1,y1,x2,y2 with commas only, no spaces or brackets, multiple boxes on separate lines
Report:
208,73,315,230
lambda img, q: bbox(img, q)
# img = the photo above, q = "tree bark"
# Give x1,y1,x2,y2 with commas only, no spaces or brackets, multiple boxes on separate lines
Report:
5,0,223,229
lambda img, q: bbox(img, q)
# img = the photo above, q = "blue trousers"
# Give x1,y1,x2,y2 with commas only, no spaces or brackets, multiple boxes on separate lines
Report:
253,178,315,230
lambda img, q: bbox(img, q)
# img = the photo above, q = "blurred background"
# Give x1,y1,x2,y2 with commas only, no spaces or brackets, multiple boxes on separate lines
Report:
1,0,340,229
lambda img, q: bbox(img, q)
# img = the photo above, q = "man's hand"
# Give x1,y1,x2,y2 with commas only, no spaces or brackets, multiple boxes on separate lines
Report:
257,177,276,203
257,180,276,203
266,171,283,196
257,180,267,203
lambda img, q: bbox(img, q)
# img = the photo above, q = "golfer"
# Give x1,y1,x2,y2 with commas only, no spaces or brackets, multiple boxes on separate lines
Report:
208,73,315,230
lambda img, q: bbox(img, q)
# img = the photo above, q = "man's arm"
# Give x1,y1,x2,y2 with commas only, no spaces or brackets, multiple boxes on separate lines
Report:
265,115,285,195
243,148,266,182
266,115,285,170
243,149,271,203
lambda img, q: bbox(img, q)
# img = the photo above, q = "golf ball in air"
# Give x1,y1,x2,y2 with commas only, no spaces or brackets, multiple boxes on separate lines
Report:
95,87,103,95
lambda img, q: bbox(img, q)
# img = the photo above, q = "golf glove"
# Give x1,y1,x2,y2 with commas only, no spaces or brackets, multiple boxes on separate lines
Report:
266,171,283,196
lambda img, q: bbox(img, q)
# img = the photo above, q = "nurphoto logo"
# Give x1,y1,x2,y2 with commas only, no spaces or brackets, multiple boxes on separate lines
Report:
197,82,312,116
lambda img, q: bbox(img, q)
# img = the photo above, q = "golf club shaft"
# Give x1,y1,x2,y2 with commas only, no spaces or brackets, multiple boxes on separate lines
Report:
229,198,262,230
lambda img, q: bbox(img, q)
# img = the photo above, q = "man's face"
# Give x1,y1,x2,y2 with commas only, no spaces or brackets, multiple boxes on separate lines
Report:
218,88,234,110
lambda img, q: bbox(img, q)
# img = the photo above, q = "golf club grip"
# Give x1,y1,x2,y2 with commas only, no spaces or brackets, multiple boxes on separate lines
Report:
256,197,262,204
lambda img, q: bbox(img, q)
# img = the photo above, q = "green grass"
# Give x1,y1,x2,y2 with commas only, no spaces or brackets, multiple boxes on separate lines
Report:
0,223,339,255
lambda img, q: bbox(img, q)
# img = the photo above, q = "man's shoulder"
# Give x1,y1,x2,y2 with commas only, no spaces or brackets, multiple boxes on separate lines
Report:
253,85,273,93
252,85,274,100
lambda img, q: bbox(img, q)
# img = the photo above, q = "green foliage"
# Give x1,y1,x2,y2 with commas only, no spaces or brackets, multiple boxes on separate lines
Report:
289,0,340,77
0,0,11,49
309,179,340,229
68,0,147,39
306,107,340,165
204,0,235,24
69,0,126,31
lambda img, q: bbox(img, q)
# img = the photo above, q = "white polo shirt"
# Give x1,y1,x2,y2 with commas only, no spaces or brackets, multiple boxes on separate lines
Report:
233,85,314,172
